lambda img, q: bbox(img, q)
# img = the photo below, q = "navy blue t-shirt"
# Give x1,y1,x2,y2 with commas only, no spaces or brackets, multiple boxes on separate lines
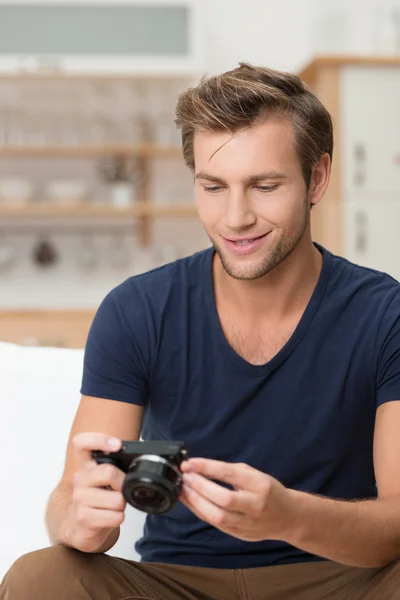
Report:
81,243,400,569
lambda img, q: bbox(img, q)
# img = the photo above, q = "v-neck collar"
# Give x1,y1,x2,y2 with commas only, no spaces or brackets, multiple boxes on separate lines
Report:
203,243,332,377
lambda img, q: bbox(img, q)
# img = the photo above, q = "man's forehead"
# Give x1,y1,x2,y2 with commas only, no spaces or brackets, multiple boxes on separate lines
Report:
193,120,296,172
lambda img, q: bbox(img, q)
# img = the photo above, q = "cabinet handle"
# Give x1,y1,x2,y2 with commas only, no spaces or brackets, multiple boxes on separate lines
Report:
353,143,366,187
355,210,368,253
354,143,366,162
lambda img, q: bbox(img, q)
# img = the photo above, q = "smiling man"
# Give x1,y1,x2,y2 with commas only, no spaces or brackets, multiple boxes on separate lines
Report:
2,63,400,600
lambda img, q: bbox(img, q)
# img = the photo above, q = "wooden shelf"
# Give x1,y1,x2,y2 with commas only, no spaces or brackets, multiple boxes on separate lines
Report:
0,309,95,349
0,202,197,219
0,145,182,159
299,54,400,85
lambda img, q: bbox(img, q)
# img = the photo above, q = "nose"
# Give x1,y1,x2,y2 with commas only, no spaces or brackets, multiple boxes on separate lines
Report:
223,191,257,231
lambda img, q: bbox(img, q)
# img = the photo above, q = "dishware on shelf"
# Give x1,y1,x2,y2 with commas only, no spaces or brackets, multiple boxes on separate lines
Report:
98,156,146,207
32,236,58,268
98,155,124,182
98,156,133,207
0,177,34,205
110,182,134,208
45,179,89,204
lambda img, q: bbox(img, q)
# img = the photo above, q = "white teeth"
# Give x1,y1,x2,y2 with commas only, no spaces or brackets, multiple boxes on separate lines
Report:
235,239,255,245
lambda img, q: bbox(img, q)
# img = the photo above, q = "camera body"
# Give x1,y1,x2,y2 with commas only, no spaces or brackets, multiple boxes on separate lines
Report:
92,440,189,514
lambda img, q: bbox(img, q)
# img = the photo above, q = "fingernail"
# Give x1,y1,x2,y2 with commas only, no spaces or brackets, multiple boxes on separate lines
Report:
107,438,120,450
183,473,192,485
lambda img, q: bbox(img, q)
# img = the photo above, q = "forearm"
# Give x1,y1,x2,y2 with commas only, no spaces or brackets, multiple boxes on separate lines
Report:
45,484,120,554
284,490,400,568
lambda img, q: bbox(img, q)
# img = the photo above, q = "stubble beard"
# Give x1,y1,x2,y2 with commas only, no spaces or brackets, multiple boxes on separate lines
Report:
210,198,310,281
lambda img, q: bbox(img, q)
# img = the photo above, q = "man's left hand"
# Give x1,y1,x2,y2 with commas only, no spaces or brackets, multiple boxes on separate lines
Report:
180,458,298,542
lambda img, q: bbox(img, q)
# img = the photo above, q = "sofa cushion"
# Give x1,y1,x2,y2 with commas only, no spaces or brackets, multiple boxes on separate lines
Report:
0,342,144,579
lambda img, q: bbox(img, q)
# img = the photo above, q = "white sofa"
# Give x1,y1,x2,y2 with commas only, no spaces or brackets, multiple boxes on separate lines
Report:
0,341,146,581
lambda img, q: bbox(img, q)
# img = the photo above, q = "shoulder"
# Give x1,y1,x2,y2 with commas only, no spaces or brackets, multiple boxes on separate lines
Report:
325,247,400,310
131,246,211,294
87,248,212,368
320,248,400,359
316,248,400,376
105,246,212,319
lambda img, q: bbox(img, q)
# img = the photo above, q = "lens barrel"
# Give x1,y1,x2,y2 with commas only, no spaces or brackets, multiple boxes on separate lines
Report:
122,455,182,514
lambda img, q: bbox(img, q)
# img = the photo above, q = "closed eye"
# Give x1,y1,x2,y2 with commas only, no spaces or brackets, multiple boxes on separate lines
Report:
256,185,279,193
203,184,280,194
203,185,224,193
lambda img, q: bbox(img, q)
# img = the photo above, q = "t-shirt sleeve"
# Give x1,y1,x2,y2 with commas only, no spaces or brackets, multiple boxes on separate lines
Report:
376,289,400,407
80,283,150,406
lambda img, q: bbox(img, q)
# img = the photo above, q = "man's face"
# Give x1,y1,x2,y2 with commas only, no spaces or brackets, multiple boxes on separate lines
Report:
193,118,311,281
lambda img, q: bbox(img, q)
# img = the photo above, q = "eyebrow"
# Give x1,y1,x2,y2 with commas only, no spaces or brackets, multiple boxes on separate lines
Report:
194,171,287,185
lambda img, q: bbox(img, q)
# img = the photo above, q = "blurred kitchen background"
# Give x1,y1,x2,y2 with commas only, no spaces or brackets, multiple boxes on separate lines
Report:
0,0,399,348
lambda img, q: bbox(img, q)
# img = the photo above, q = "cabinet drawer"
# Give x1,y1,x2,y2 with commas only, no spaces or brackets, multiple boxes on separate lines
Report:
0,311,95,349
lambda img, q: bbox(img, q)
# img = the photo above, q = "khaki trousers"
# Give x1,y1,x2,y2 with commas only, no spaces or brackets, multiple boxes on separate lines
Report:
1,545,400,600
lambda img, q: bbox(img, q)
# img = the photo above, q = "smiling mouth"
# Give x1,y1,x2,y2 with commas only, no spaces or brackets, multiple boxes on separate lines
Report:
224,233,268,245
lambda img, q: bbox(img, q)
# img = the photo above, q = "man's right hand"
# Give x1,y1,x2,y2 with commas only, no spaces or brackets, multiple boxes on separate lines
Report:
62,432,127,553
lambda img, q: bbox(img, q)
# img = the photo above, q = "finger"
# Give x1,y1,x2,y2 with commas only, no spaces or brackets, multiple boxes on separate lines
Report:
89,463,126,492
182,459,260,491
179,488,209,523
75,462,125,492
72,432,121,468
182,472,246,513
180,485,240,532
76,506,125,530
72,487,126,512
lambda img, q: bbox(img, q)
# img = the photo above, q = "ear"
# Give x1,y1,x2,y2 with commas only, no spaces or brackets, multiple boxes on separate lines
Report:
309,153,331,207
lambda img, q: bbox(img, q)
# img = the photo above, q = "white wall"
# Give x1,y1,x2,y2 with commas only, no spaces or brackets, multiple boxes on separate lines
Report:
202,0,400,74
202,0,316,74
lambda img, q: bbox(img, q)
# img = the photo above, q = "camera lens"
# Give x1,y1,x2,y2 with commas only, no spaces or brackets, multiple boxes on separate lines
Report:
131,484,168,511
122,455,182,514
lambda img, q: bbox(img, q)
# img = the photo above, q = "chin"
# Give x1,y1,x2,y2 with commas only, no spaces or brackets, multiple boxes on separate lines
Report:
215,248,272,281
212,225,308,281
224,262,270,281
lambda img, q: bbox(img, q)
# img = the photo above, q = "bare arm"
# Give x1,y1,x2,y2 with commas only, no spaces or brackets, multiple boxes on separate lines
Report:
46,395,143,553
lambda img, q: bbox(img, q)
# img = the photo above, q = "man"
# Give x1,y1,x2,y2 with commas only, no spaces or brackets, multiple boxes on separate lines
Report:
2,63,400,600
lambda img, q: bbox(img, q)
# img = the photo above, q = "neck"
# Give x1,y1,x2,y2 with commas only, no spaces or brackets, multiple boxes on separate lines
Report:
213,235,323,322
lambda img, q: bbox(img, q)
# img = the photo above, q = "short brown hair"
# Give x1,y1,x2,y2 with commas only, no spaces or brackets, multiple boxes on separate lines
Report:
175,62,333,188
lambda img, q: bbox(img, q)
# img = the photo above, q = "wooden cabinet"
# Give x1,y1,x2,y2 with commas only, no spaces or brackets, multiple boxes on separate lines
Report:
299,56,400,281
0,310,95,349
341,67,400,196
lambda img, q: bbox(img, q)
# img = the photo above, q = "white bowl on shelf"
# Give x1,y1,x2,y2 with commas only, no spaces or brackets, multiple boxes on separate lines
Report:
0,177,34,205
45,179,89,204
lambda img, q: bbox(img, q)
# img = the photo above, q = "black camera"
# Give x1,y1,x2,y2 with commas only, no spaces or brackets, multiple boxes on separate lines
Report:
92,440,189,514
